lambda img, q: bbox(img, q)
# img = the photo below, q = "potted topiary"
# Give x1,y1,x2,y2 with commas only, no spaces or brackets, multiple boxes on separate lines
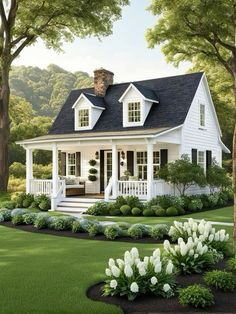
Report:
89,159,96,166
88,175,97,182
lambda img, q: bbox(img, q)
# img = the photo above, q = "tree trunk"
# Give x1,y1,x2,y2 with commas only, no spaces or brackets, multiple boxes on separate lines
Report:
0,64,10,192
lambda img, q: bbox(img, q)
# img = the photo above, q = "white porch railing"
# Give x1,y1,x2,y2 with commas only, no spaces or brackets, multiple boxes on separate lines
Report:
152,179,174,196
29,179,65,198
118,180,148,199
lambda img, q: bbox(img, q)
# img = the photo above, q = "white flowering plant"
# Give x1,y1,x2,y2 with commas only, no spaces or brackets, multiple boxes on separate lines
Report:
168,219,230,256
163,237,222,274
103,247,176,301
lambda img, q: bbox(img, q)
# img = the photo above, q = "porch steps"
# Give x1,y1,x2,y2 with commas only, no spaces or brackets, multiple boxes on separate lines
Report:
56,197,101,214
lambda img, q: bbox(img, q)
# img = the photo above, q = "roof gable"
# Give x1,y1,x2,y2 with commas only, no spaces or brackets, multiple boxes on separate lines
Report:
72,93,105,110
49,72,204,135
119,83,159,103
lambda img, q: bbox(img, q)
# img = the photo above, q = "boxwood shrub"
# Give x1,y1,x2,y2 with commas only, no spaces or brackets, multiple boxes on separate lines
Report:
131,207,142,216
104,225,122,240
204,270,236,291
149,224,169,240
178,284,214,308
166,206,178,216
120,205,131,215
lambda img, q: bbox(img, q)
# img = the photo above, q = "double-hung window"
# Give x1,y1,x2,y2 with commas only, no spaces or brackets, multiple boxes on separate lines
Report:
153,151,160,179
199,104,205,128
78,109,89,127
67,153,76,176
198,151,205,169
137,151,147,180
128,102,141,123
136,151,160,180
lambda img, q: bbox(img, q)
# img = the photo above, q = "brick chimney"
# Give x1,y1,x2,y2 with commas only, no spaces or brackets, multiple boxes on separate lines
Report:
94,68,114,97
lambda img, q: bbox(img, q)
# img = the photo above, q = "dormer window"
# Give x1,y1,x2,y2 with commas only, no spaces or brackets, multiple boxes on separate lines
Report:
128,102,141,123
119,83,159,128
72,93,105,131
78,109,89,127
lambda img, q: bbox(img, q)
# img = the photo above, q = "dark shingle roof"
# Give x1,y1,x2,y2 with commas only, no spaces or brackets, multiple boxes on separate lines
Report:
49,72,203,135
83,93,106,108
132,82,159,102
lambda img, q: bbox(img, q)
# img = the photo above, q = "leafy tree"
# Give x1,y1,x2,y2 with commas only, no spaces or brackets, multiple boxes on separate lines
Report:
146,0,236,241
158,155,206,196
9,95,52,165
206,160,232,193
10,64,94,116
0,0,129,191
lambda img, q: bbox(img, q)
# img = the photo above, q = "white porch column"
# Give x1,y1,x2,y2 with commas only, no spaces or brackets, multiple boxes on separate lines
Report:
26,147,33,193
147,141,153,200
52,143,59,198
112,142,118,198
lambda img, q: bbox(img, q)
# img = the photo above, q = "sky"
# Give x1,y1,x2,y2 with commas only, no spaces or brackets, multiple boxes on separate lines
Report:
13,0,190,83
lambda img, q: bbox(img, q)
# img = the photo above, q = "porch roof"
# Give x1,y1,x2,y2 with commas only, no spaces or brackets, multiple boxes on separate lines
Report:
16,127,172,146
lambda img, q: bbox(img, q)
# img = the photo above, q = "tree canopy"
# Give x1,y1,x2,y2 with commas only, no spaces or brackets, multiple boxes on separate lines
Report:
10,64,93,116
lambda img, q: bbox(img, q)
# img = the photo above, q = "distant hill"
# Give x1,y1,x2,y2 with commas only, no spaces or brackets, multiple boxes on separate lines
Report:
10,64,93,117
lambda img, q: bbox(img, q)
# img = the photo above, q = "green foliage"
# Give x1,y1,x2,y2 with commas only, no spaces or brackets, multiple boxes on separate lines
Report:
204,270,236,291
207,162,231,192
88,175,97,182
155,208,166,217
120,205,131,216
12,214,24,225
87,202,110,216
149,224,169,240
1,201,16,210
178,284,214,308
34,214,49,229
131,207,142,216
34,195,51,211
88,168,97,174
87,224,103,237
143,208,154,216
72,221,84,233
50,216,76,231
23,213,38,225
104,225,122,240
88,159,96,167
127,224,144,239
166,206,178,216
114,196,143,210
109,207,121,216
158,196,175,209
158,155,206,196
0,209,12,221
187,198,203,212
227,257,236,273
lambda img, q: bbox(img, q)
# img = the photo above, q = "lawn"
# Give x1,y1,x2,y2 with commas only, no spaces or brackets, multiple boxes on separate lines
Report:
84,206,233,225
0,192,234,314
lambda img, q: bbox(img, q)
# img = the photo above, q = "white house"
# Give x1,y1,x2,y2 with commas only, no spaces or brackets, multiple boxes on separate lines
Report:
17,68,230,213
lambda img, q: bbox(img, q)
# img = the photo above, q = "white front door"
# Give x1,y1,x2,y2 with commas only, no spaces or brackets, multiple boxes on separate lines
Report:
104,151,113,187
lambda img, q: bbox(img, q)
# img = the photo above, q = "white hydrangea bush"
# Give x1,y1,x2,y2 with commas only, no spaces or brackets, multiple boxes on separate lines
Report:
163,236,222,274
103,247,176,301
169,218,230,255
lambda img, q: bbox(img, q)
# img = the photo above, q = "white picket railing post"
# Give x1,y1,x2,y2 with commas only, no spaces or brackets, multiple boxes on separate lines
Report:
26,148,33,193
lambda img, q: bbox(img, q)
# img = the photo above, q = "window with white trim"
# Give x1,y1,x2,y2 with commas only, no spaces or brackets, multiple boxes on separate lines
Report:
198,151,205,169
128,102,141,123
137,151,147,180
136,151,160,180
153,151,160,179
67,153,76,176
78,109,89,127
199,104,205,127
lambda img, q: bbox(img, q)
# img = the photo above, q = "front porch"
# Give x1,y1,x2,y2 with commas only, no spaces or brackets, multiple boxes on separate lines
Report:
19,130,182,210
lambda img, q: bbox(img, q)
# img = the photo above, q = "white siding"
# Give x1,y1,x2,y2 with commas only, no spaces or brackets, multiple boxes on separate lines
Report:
182,77,222,165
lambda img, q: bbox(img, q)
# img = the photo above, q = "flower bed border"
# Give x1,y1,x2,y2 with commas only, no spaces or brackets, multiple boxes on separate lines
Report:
0,221,169,244
87,259,236,314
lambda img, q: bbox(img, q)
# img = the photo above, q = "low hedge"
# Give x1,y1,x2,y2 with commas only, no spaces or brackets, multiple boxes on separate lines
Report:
86,191,233,217
0,208,170,241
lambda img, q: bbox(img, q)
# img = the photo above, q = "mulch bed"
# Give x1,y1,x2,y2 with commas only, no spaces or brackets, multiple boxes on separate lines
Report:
0,221,168,244
87,260,236,314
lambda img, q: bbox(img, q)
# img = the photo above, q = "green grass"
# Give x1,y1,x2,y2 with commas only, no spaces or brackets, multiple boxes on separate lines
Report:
84,206,233,225
0,225,156,314
0,191,234,313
